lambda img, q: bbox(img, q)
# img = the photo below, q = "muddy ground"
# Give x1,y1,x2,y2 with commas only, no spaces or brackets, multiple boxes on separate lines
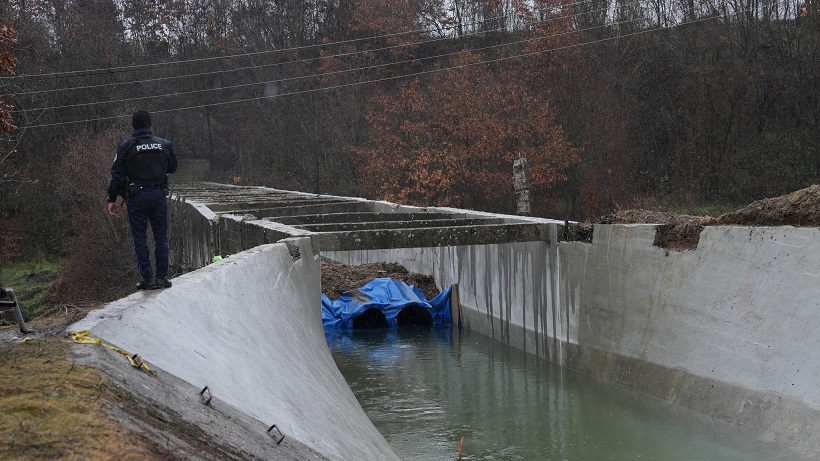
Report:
598,184,820,250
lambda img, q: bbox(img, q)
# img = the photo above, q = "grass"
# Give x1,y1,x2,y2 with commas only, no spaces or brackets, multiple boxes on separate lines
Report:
0,259,61,320
0,261,174,459
0,338,169,460
0,256,242,461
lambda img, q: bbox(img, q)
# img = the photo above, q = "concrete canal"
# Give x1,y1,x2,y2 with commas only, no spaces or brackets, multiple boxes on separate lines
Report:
327,327,810,461
152,183,820,459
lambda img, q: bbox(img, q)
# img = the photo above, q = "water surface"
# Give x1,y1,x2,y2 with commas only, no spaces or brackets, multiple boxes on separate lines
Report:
326,327,808,461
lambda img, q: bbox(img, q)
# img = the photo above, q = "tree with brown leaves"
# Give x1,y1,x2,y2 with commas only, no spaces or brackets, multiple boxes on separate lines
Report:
354,48,579,214
0,25,16,135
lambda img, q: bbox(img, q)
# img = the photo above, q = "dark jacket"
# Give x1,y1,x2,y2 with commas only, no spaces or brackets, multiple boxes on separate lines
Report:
107,128,178,203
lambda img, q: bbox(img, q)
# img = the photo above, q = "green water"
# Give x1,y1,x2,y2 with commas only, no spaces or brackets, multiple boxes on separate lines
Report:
326,328,809,461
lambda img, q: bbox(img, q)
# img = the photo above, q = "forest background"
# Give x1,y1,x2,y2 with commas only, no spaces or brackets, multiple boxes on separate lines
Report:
0,0,819,303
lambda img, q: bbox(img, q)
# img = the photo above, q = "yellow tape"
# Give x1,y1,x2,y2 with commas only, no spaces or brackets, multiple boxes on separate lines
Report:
18,337,30,343
69,330,152,373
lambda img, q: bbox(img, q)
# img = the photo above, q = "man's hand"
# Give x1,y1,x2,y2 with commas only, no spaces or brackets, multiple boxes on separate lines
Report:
107,201,122,217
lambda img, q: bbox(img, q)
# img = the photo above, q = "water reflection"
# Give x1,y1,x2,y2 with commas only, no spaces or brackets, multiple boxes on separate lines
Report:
326,328,808,461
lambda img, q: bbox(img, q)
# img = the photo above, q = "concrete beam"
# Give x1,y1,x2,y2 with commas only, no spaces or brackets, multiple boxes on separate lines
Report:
296,218,503,232
272,212,461,225
174,186,307,203
206,199,358,212
318,223,550,251
246,202,375,218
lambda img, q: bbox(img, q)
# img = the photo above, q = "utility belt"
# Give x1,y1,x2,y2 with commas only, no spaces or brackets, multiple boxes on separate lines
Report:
127,182,166,198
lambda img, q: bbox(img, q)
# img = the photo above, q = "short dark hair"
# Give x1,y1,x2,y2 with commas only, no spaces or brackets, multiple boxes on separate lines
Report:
132,110,152,129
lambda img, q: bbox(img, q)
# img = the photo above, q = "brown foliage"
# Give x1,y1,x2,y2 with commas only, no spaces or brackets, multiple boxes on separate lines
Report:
354,49,579,214
5,0,820,242
0,25,16,135
351,0,419,37
320,0,422,85
54,128,136,302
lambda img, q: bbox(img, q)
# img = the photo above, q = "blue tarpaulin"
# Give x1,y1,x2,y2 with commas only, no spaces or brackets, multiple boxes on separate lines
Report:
322,278,453,330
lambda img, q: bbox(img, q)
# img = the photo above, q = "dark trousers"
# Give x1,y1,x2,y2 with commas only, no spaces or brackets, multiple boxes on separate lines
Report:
127,189,169,279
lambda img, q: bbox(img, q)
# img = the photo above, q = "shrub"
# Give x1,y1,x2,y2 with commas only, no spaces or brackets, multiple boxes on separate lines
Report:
54,128,136,302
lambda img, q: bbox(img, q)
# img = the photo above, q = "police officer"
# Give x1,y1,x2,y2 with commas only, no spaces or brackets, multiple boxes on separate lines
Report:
107,110,178,290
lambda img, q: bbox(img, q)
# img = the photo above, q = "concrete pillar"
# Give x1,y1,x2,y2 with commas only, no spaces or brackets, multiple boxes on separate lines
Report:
513,157,531,216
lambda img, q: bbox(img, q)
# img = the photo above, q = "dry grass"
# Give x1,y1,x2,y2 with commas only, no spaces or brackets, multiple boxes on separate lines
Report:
0,338,171,460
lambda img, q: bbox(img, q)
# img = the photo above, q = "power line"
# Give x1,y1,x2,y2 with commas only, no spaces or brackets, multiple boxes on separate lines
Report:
18,15,718,131
8,0,608,95
14,6,627,113
2,10,525,81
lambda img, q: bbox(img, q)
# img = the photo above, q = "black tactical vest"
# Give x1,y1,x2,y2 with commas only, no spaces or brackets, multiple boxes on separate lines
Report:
125,135,168,182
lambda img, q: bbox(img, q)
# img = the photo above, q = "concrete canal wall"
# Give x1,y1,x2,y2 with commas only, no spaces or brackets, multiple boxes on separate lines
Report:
71,238,402,461
142,183,820,457
323,223,820,457
567,224,820,456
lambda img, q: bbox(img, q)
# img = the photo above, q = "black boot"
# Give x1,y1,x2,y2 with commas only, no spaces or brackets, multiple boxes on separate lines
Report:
155,278,172,289
136,277,156,290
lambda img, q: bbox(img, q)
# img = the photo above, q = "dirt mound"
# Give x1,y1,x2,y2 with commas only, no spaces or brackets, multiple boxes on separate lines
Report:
712,184,820,227
321,261,440,301
598,184,820,250
598,209,705,226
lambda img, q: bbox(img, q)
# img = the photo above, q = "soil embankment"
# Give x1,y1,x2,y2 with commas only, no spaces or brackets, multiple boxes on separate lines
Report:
599,184,820,250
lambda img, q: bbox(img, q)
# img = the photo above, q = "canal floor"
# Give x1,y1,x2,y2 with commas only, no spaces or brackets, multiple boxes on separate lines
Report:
326,327,810,461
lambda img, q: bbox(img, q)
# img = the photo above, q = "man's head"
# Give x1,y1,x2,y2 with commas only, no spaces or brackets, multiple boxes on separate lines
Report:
132,110,152,129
